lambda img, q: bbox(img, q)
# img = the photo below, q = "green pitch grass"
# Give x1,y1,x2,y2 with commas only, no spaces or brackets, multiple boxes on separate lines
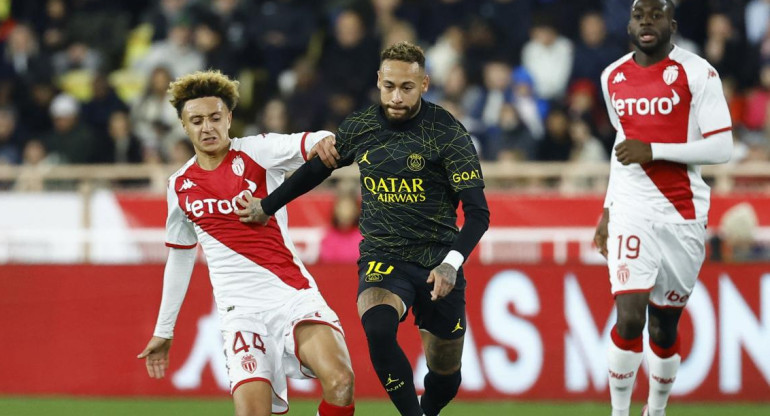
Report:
0,397,768,415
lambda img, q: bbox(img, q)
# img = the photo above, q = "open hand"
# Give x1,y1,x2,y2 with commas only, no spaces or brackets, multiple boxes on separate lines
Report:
137,336,172,379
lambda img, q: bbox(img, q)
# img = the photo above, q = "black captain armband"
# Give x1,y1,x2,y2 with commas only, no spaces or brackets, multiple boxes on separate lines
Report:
451,187,490,259
261,157,334,216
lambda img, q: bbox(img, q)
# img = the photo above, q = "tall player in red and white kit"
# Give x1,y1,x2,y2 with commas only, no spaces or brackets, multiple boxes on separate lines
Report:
594,1,732,415
137,71,355,416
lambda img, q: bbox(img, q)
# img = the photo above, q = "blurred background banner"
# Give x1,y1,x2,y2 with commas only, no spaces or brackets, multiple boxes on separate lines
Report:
1,263,768,401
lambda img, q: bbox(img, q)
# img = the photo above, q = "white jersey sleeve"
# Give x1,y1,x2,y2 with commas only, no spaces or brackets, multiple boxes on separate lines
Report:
690,64,732,137
165,174,197,248
235,130,333,173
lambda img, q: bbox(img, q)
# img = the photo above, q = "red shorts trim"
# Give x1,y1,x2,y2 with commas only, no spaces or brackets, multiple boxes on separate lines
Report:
292,319,345,378
232,377,289,414
613,287,653,298
165,242,197,249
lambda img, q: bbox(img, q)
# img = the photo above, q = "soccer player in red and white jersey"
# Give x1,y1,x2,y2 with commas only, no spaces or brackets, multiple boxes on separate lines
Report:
137,70,355,416
594,1,732,415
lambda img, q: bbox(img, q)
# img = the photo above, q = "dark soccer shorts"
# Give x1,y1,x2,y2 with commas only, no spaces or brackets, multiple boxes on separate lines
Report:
357,255,467,340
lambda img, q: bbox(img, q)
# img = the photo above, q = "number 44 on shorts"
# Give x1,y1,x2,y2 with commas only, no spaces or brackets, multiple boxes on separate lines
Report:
233,331,266,355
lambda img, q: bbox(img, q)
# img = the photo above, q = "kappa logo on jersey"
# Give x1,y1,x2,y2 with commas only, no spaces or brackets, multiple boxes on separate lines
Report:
612,72,627,84
663,65,679,85
611,89,680,117
231,155,245,176
708,68,717,79
241,354,257,373
179,178,197,191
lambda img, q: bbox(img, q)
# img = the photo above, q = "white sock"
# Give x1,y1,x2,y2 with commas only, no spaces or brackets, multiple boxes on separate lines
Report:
646,349,680,416
608,337,644,416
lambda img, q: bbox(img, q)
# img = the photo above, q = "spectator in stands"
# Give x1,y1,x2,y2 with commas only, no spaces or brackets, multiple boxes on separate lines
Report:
105,110,144,164
133,15,204,79
522,14,573,101
510,67,546,141
418,0,476,44
570,11,625,92
36,0,69,54
244,98,292,136
252,0,317,82
715,202,769,262
16,78,57,137
0,23,53,86
319,190,362,264
81,72,129,140
42,93,99,164
494,103,537,161
474,58,515,159
209,0,254,65
193,15,239,78
51,41,102,77
745,0,770,45
130,66,186,161
478,0,533,63
536,106,572,161
425,26,465,89
381,20,418,53
13,139,50,191
0,106,24,165
143,0,193,42
427,64,482,120
284,57,329,133
703,13,754,89
167,137,195,168
568,116,606,163
320,9,380,109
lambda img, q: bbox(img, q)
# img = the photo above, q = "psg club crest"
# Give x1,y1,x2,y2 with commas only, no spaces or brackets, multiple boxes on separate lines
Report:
241,354,257,373
407,153,425,172
617,263,630,285
663,65,679,85
232,155,245,176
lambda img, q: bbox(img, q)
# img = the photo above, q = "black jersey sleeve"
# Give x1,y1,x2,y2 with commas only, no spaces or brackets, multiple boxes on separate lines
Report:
450,187,490,260
261,157,334,215
440,114,485,192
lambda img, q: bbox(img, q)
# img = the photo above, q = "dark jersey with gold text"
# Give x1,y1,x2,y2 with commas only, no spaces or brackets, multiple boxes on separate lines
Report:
336,100,484,268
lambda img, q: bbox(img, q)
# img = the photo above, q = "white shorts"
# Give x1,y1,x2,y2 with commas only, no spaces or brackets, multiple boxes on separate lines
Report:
607,211,707,308
220,288,343,413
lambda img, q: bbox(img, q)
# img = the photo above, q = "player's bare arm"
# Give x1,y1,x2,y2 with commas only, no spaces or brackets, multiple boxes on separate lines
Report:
137,336,173,379
307,134,340,168
594,208,609,259
614,139,652,165
234,193,270,224
427,263,457,301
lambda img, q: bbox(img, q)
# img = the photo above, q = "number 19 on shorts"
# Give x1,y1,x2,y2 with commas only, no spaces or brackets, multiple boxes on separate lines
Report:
617,234,641,259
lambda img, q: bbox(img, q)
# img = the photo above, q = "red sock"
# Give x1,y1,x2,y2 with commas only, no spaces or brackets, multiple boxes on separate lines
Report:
318,399,354,416
611,325,643,352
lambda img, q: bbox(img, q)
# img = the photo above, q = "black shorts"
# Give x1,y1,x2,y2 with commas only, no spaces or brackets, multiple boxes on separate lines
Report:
357,255,466,340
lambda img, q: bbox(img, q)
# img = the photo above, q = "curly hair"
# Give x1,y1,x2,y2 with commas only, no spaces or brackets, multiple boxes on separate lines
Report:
168,70,240,117
380,41,425,69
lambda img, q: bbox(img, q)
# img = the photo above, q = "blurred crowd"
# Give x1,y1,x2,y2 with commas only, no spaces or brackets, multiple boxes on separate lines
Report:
1,0,770,171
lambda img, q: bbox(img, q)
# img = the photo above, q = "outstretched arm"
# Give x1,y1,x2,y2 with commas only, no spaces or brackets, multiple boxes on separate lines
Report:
428,187,490,300
137,247,196,377
236,156,335,224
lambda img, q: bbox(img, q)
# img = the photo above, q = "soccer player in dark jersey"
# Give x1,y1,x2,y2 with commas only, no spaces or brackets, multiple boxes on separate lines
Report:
235,41,490,416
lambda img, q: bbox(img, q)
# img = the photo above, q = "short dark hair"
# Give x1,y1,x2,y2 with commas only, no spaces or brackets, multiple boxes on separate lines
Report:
168,70,240,117
380,41,425,69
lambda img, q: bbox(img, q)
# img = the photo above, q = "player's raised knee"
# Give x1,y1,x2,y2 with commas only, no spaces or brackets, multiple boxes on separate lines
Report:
321,364,355,403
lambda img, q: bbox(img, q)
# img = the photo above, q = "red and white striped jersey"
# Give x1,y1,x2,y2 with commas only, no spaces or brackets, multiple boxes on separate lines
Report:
601,46,732,222
165,131,328,314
